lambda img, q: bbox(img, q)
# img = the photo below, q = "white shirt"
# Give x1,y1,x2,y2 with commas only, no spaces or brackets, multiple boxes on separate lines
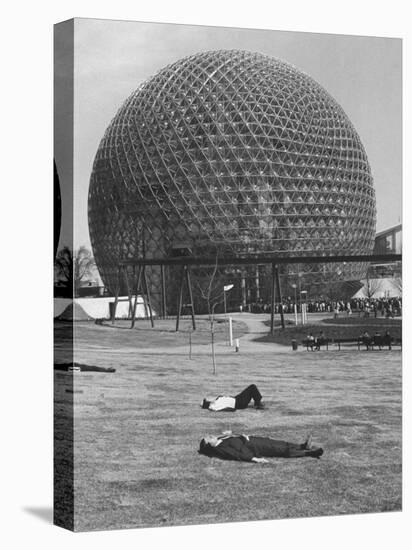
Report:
208,396,236,411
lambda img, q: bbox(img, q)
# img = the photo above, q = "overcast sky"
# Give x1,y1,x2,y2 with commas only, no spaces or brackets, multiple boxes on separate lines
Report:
56,18,402,250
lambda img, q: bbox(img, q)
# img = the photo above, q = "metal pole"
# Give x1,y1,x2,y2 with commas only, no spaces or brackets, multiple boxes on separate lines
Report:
224,290,227,314
140,268,149,320
275,265,285,330
142,266,154,328
111,289,119,324
229,316,233,347
293,285,298,325
185,266,196,331
241,270,246,309
175,265,185,332
160,264,167,319
255,265,260,301
123,266,133,319
131,265,143,329
111,266,121,324
270,262,276,335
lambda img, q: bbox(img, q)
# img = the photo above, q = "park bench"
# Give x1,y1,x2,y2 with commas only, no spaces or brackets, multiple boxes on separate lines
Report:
362,336,402,351
390,337,402,349
302,338,314,350
302,338,330,351
334,337,362,351
335,336,402,351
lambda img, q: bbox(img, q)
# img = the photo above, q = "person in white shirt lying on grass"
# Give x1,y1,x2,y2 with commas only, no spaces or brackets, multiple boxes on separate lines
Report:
201,384,265,411
198,432,323,462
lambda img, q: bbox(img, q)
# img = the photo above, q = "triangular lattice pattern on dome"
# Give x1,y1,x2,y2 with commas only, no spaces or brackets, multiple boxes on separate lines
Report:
88,50,376,302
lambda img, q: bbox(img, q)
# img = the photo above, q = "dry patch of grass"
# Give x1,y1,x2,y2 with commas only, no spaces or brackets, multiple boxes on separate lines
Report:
54,320,402,531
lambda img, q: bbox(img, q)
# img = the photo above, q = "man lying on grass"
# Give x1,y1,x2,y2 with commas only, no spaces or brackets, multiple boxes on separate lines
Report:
198,432,323,462
201,384,265,411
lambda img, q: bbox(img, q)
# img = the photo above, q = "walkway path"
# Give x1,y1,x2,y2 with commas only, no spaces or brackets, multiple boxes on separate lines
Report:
214,312,294,355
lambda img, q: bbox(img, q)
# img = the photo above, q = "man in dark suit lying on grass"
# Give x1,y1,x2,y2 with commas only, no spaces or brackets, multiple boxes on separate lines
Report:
201,384,265,411
198,432,323,462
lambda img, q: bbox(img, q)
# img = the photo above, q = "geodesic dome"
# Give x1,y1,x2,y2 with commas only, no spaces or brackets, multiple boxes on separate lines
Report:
88,49,376,301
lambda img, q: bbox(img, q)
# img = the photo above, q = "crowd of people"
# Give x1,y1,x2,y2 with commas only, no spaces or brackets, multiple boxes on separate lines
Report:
246,296,401,317
348,297,401,318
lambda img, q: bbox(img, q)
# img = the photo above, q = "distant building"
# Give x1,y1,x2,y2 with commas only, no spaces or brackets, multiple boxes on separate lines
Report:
374,224,402,255
369,224,402,280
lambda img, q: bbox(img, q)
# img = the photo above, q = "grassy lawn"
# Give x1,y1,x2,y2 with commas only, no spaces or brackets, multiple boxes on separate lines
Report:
55,318,248,353
54,317,402,531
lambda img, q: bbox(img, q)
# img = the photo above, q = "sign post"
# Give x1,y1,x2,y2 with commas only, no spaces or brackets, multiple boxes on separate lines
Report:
229,316,233,347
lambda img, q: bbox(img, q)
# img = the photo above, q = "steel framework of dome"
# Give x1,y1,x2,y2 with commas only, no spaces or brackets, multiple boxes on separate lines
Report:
88,49,376,310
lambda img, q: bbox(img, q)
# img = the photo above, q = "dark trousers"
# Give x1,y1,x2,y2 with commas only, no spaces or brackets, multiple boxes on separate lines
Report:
234,384,262,409
247,436,308,458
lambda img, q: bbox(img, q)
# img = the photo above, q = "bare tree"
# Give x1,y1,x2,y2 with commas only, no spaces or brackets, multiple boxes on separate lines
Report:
363,273,382,300
392,276,402,296
196,255,226,375
55,246,96,296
